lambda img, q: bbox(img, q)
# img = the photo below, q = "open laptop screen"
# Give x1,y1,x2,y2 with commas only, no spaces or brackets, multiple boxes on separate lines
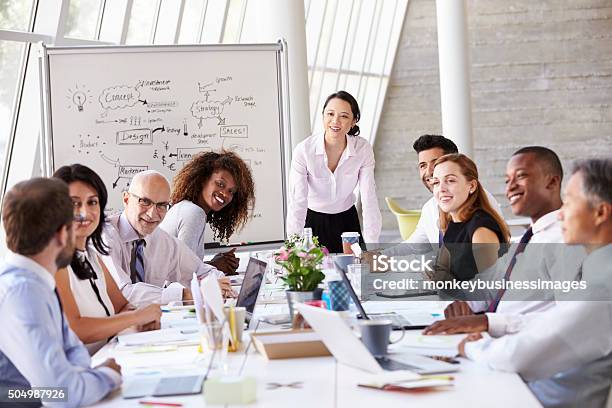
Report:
236,257,266,314
334,259,370,320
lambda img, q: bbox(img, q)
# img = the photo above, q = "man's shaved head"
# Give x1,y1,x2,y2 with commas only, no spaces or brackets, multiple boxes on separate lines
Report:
129,170,170,194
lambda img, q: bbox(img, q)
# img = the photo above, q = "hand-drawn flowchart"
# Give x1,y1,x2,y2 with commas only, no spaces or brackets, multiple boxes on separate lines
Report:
64,76,263,193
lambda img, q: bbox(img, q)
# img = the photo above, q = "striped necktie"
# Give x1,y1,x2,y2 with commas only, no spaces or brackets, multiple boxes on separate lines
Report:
487,227,534,313
130,239,146,283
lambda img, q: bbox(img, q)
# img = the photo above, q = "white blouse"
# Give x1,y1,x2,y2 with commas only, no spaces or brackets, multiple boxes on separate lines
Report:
68,246,115,354
286,132,382,243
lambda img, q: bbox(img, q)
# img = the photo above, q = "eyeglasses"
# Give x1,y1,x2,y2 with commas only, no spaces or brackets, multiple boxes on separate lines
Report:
129,192,170,212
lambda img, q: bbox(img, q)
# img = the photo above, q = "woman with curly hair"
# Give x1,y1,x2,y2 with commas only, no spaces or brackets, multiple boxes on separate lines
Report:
160,150,255,275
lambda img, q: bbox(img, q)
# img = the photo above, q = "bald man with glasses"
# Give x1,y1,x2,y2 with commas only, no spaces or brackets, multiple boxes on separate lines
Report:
102,170,230,306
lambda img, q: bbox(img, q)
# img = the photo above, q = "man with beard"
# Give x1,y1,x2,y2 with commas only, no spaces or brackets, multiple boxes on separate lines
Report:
0,178,121,407
372,135,501,261
405,135,502,244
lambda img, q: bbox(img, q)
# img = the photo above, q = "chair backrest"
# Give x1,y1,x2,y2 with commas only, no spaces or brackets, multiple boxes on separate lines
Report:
385,197,411,215
385,197,421,240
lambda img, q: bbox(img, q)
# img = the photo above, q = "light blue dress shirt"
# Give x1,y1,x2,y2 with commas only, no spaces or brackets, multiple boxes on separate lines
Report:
466,244,612,407
0,252,119,407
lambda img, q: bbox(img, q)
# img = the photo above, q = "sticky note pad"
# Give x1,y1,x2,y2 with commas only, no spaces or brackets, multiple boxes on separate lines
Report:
204,376,256,405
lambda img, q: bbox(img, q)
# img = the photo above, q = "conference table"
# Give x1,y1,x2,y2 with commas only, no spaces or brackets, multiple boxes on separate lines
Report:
92,256,540,408
91,274,542,407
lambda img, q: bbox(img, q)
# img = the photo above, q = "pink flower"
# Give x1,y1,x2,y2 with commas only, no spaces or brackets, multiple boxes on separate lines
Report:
322,247,329,256
276,249,289,261
297,252,308,258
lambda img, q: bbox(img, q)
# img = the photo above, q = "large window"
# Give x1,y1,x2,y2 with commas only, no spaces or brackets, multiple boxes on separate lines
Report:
305,0,408,144
0,0,407,204
0,0,36,176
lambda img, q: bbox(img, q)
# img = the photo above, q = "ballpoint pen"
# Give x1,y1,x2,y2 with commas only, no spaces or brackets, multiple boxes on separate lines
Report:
139,401,183,407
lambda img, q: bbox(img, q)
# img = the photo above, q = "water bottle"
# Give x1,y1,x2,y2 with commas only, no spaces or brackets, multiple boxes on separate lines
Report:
302,227,315,251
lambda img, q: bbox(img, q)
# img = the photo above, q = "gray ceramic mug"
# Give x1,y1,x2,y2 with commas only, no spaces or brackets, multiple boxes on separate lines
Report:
358,319,405,356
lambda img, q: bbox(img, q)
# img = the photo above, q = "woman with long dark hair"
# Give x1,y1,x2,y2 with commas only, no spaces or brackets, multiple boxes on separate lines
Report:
54,164,161,354
286,90,381,253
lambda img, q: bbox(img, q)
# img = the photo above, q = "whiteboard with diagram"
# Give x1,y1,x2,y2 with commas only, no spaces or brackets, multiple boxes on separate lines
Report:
40,43,289,247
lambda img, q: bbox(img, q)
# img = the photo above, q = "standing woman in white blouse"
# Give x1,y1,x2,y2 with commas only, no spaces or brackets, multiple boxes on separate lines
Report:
287,90,382,253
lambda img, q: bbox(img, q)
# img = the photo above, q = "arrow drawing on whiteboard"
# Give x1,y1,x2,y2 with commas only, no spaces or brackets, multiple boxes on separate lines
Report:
112,177,121,189
138,99,148,106
95,119,118,124
168,153,178,158
152,126,165,134
217,117,226,125
101,153,121,167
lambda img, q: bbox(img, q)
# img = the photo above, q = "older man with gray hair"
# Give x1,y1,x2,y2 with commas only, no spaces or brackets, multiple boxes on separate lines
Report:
457,157,612,407
102,170,229,306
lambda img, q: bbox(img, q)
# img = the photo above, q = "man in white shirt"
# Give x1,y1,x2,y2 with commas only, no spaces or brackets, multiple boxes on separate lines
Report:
0,178,121,406
374,135,500,259
406,134,461,244
424,146,585,336
456,157,612,407
102,170,229,307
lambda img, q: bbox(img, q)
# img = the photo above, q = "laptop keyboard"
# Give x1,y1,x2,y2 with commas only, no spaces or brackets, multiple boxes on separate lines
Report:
369,314,409,327
375,356,421,372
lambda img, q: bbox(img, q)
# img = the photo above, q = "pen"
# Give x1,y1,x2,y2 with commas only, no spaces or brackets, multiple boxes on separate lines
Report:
134,346,178,353
139,401,183,407
180,329,198,334
420,375,455,381
425,355,460,364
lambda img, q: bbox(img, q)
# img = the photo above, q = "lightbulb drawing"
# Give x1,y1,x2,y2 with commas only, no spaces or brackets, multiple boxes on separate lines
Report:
73,91,86,112
66,85,92,112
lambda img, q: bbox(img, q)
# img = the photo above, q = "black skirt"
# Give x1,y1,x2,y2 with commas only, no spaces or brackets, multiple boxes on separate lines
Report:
305,206,365,254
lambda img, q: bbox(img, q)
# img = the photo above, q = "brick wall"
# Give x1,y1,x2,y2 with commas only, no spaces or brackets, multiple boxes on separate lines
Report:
374,0,612,229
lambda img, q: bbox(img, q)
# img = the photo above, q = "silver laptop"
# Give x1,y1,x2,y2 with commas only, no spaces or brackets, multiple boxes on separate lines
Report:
236,257,267,326
296,304,457,375
335,260,436,330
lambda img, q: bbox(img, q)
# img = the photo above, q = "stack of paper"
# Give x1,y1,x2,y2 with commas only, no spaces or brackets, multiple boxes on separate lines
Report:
401,332,465,349
392,332,465,357
117,328,199,347
359,375,454,392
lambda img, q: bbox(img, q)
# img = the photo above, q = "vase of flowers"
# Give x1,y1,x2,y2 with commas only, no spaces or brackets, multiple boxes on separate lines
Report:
275,232,328,319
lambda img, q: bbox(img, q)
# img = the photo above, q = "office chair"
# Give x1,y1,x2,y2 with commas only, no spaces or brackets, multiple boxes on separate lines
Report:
385,197,421,240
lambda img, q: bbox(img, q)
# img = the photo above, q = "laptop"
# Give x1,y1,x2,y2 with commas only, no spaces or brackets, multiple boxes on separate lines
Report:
235,257,267,324
334,260,436,330
122,375,205,399
296,304,457,375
